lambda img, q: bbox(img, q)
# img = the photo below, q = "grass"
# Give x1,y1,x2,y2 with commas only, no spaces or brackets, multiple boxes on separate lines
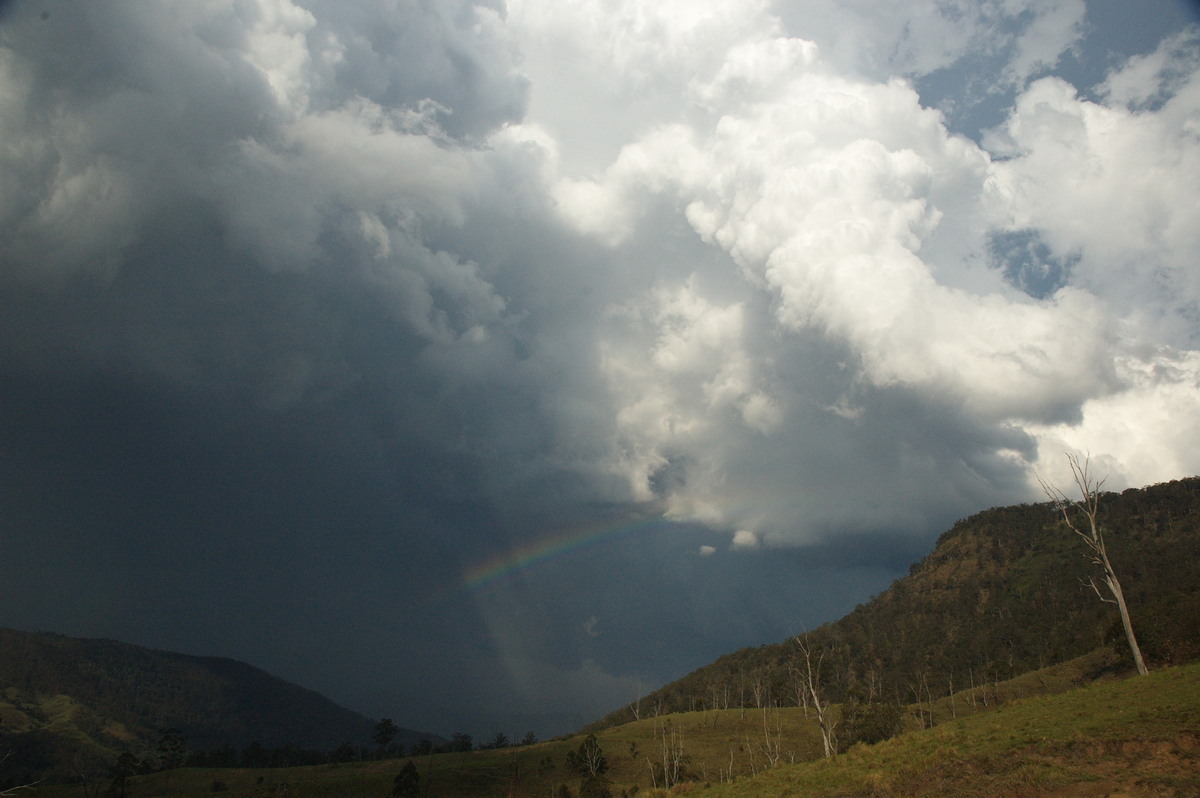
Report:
700,662,1200,798
28,708,822,797
28,660,1200,797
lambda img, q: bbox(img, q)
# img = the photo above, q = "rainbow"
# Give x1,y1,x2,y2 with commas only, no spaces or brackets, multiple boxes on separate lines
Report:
462,513,669,591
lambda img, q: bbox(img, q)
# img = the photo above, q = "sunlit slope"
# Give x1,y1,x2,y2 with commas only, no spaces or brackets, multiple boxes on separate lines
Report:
36,660,1198,797
702,661,1200,798
588,476,1200,732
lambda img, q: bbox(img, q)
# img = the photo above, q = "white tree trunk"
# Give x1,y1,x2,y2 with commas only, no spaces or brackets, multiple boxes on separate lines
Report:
1040,453,1149,676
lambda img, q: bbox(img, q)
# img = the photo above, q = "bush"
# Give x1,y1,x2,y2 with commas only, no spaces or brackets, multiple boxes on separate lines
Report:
839,696,903,752
391,761,420,798
580,775,612,798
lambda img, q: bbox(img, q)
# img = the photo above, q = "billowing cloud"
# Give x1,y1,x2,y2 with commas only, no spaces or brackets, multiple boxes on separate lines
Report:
1,0,1197,738
518,2,1199,541
988,33,1200,346
773,0,1085,84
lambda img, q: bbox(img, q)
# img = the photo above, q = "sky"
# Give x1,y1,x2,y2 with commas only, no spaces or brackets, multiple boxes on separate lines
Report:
2,0,1199,741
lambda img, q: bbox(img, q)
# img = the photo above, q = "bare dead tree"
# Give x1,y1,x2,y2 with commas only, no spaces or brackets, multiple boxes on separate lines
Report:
907,669,934,729
759,707,783,768
946,670,957,719
750,670,766,709
72,750,106,798
795,634,837,758
578,735,607,778
788,658,811,717
650,719,687,788
743,732,758,777
0,753,41,797
863,666,882,701
1039,453,1149,676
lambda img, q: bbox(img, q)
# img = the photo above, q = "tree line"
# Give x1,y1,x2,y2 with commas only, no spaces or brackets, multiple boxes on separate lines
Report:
185,719,541,769
587,473,1200,738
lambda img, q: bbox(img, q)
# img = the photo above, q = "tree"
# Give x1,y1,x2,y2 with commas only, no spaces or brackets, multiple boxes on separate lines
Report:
565,734,608,778
838,690,901,752
1039,453,1149,675
0,752,40,797
579,774,613,798
373,718,400,757
758,704,784,768
0,778,38,796
795,634,837,758
241,741,268,768
155,727,186,794
156,727,186,771
449,732,473,753
649,720,688,788
108,752,140,798
390,760,420,798
72,749,107,798
330,742,358,763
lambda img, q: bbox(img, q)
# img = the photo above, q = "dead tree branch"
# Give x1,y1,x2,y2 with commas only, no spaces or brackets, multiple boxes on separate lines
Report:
1038,453,1148,675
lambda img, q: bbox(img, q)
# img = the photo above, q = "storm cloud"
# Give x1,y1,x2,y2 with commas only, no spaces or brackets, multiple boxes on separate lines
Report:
2,0,1198,737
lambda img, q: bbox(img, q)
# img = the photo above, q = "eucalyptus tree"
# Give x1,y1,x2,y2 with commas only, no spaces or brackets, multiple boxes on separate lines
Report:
795,634,837,758
1039,453,1148,676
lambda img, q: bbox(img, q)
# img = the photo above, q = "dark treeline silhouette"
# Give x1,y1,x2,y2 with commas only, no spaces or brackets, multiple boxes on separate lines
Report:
187,740,424,768
184,728,537,770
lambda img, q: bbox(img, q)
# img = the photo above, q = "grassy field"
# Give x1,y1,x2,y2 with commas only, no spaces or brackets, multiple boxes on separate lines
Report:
31,707,827,798
701,662,1200,798
30,659,1200,797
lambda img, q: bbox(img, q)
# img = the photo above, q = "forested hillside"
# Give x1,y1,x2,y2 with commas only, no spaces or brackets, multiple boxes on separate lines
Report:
0,629,429,781
587,477,1200,731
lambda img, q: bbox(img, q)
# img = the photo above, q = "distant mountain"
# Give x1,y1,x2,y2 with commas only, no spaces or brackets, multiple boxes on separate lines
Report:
586,476,1200,732
0,628,435,778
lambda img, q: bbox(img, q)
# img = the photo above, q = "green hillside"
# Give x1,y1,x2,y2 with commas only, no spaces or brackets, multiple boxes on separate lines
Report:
5,476,1199,796
703,660,1200,798
0,629,432,783
587,477,1200,731
26,659,1200,797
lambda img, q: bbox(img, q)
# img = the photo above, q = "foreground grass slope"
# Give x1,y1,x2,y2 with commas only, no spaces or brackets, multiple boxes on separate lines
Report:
704,662,1200,798
35,660,1200,797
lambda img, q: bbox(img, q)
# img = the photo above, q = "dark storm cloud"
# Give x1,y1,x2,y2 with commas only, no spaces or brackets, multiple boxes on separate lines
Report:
2,0,1199,740
302,0,528,138
0,1,536,736
0,344,516,726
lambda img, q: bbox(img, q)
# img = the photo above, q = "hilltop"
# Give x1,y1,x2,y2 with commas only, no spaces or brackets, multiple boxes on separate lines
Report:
587,476,1200,730
0,628,434,782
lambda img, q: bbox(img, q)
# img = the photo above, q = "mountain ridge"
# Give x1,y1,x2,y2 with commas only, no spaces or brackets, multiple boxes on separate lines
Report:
4,475,1198,790
584,475,1200,732
0,627,437,780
